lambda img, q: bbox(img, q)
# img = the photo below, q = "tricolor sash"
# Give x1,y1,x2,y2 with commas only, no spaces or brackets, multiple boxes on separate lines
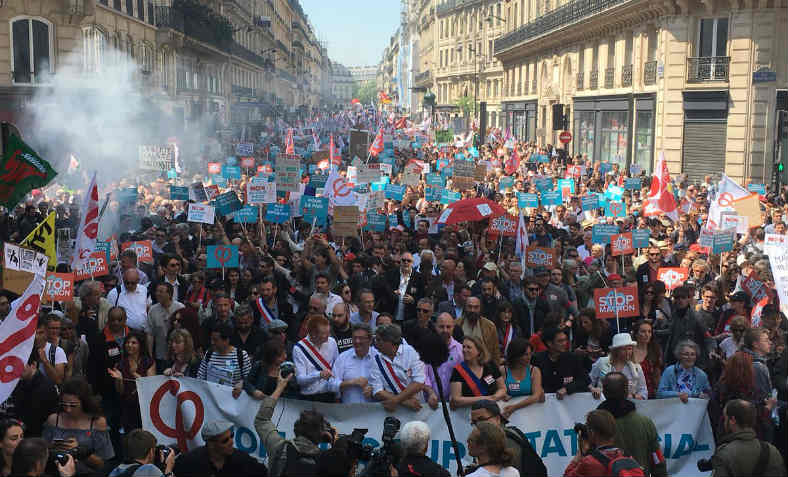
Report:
502,323,513,356
453,362,489,397
295,338,332,372
375,354,405,394
255,297,275,325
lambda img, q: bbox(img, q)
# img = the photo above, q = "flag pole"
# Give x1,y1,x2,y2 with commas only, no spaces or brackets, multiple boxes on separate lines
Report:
614,287,620,333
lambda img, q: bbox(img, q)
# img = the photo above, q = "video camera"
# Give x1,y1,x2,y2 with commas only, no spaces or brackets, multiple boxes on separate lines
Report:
360,416,401,477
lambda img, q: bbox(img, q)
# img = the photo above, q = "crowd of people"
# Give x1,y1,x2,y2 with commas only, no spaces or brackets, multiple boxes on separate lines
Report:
0,110,787,476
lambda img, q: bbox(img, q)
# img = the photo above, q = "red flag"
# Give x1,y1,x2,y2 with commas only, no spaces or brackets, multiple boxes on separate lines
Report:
394,116,407,130
368,128,384,157
505,149,519,176
643,152,678,221
329,135,341,168
285,128,294,155
71,172,99,271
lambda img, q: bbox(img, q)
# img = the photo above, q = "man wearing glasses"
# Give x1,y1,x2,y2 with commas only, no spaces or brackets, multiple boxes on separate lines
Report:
150,254,185,304
635,245,664,292
383,252,425,323
174,421,268,477
402,298,436,347
106,269,151,334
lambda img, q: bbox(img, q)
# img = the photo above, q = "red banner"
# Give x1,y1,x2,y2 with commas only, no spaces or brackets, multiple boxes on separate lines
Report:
44,273,74,302
73,252,110,281
610,232,634,256
593,286,640,319
525,247,557,268
657,268,689,291
121,240,154,264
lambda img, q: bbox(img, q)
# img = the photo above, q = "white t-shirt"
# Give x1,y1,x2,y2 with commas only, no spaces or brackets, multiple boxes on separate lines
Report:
39,342,67,375
466,466,520,477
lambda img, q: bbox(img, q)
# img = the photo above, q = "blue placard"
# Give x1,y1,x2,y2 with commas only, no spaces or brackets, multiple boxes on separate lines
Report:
592,224,620,244
265,203,290,224
426,173,444,186
225,156,238,166
95,241,111,264
456,153,466,161
206,245,239,269
581,195,600,212
308,174,329,189
557,179,575,194
746,183,766,195
531,154,550,163
468,146,479,158
517,192,539,209
364,212,387,232
402,209,411,228
713,230,735,254
425,187,441,202
541,190,562,206
167,169,177,179
440,166,454,179
605,201,627,218
499,176,515,191
353,184,370,194
534,177,553,193
605,185,624,202
441,190,461,205
388,213,399,227
300,196,328,226
599,162,612,174
624,178,642,190
212,174,227,186
236,143,254,156
385,184,406,201
215,191,242,216
234,205,259,223
632,229,651,249
436,159,450,170
170,186,189,200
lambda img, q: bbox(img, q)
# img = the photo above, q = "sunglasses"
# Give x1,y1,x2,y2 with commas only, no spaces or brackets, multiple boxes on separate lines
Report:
417,308,432,313
527,287,540,292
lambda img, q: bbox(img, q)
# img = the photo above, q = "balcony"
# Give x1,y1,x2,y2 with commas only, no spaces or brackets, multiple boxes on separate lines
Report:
604,67,614,88
495,0,629,55
232,42,266,67
589,69,599,89
576,71,584,90
436,0,482,17
643,60,657,85
415,70,432,86
687,56,730,83
622,64,632,87
232,84,256,98
153,1,233,53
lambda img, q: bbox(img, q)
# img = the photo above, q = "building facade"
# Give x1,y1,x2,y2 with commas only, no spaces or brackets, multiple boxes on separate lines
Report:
331,61,354,105
0,0,332,138
494,0,788,184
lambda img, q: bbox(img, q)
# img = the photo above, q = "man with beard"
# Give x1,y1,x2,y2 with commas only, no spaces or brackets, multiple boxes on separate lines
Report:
231,304,267,358
402,298,436,349
330,302,354,354
636,245,663,290
479,278,500,323
330,324,376,403
350,289,379,331
455,296,500,365
253,276,294,333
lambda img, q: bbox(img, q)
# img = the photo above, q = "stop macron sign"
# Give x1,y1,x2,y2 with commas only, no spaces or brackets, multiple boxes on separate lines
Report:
593,286,640,319
559,131,572,144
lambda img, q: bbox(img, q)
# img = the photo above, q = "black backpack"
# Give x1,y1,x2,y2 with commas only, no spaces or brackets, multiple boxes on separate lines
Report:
273,441,318,477
505,426,547,477
204,347,247,380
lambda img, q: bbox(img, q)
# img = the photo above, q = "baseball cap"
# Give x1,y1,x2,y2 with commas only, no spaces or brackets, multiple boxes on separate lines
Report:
201,421,233,440
269,319,288,331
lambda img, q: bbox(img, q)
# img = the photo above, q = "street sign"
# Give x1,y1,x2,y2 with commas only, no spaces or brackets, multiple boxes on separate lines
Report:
559,131,572,144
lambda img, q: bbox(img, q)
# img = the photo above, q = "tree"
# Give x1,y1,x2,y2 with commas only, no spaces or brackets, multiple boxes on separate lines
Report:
455,95,474,117
352,80,377,106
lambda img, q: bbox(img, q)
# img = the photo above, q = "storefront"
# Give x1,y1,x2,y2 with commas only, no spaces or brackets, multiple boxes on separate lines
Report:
503,101,537,141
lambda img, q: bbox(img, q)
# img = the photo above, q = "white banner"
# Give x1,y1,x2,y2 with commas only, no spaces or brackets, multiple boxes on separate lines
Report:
187,204,215,224
71,172,99,271
137,377,713,475
767,247,788,317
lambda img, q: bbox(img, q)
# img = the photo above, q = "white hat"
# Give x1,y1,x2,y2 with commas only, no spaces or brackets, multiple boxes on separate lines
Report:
610,333,636,350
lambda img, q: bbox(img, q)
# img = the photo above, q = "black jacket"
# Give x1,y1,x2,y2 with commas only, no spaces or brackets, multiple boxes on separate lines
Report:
512,296,551,338
532,351,590,394
379,269,426,318
397,454,450,477
173,446,268,477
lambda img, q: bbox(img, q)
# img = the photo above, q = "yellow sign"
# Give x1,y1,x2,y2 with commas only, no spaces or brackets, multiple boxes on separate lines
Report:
20,211,56,270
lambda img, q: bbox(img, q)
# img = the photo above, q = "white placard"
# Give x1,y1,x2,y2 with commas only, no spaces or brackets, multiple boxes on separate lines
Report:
187,203,216,224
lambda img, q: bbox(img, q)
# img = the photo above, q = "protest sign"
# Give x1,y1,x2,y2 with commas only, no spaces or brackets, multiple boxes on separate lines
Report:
222,165,242,180
264,204,290,224
170,186,188,201
721,214,748,235
367,190,385,210
19,211,56,271
525,247,557,268
592,224,619,244
624,177,642,190
73,251,109,281
581,195,599,212
764,233,788,256
425,187,441,202
746,183,766,195
240,157,255,169
498,177,514,191
204,185,220,200
489,214,517,237
658,268,690,291
533,177,553,193
440,190,461,205
541,190,562,207
594,286,640,319
402,169,420,187
364,212,387,232
605,201,627,218
517,192,539,209
206,245,239,269
333,206,359,237
207,162,221,175
474,165,487,181
632,229,651,249
44,273,74,302
138,145,174,171
425,173,444,187
731,193,762,227
557,178,575,198
349,129,369,159
215,191,243,216
712,229,735,254
610,233,634,256
274,157,301,192
741,272,767,303
453,160,476,190
246,176,268,205
301,196,328,226
356,165,382,185
211,174,227,186
233,206,259,224
121,240,153,264
235,143,254,156
384,184,406,201
605,185,624,202
187,204,216,224
189,182,208,202
388,213,398,228
95,241,111,264
768,248,788,317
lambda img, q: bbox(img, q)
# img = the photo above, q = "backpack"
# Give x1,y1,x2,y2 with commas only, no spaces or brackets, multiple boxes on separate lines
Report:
590,448,646,477
204,347,247,380
504,426,547,477
271,441,318,477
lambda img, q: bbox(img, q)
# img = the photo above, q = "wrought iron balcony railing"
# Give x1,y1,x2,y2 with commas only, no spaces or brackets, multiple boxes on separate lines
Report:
687,56,730,82
589,69,599,89
622,64,632,87
643,60,657,85
604,67,614,88
576,71,584,90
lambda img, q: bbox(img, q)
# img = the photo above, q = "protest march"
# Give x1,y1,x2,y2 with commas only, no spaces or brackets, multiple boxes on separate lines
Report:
0,98,787,477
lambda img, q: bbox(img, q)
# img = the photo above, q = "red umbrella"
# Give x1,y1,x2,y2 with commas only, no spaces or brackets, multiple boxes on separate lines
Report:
437,198,507,225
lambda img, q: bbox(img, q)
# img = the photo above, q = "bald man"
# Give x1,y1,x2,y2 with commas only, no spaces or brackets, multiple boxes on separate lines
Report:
106,268,151,333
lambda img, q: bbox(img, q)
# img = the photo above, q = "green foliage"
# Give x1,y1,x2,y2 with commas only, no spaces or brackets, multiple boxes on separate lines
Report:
353,80,377,106
455,95,474,117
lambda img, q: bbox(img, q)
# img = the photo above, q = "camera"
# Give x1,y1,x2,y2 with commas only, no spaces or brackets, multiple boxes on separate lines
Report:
361,417,401,477
154,445,179,471
51,450,74,467
345,428,373,461
697,457,713,472
280,361,295,378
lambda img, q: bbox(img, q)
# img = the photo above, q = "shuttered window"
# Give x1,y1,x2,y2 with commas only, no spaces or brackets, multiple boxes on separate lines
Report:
682,122,727,183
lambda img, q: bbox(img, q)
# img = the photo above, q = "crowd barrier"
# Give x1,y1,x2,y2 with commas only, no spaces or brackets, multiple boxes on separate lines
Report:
137,376,714,475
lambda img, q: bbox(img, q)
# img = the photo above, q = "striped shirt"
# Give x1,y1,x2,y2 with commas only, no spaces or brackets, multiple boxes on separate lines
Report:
197,347,252,387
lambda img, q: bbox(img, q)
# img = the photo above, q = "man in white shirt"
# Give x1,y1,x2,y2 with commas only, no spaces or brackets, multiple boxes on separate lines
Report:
293,314,339,402
369,323,436,412
146,282,184,372
331,323,376,403
350,289,379,330
106,269,151,333
35,315,66,385
314,273,342,317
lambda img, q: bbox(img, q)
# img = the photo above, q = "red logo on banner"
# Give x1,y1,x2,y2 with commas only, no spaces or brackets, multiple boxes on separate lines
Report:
74,252,110,281
610,233,634,256
149,380,205,451
121,240,153,264
657,268,689,291
593,286,640,319
44,273,74,302
525,247,556,268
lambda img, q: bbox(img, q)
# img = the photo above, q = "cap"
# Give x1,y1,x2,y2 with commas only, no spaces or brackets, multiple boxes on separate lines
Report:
201,421,233,440
269,319,288,331
729,291,749,303
482,262,498,272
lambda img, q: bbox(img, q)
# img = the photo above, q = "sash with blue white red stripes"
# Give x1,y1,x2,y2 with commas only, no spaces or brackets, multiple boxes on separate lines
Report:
454,361,489,397
255,297,275,325
295,338,332,371
375,354,406,394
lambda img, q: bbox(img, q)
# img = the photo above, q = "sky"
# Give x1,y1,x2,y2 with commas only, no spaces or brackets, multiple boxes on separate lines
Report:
301,0,401,67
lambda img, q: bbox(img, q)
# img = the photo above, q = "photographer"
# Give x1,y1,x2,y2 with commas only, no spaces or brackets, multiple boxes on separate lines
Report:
397,421,449,477
708,399,785,477
11,437,75,477
108,429,174,477
254,373,333,477
172,421,267,477
563,410,644,477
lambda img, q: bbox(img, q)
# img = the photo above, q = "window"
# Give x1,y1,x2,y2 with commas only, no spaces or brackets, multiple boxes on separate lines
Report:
698,18,728,57
82,25,106,73
125,0,134,17
607,37,615,68
140,42,153,73
113,0,121,10
10,17,52,84
159,49,168,88
625,34,633,65
136,0,144,20
147,1,153,23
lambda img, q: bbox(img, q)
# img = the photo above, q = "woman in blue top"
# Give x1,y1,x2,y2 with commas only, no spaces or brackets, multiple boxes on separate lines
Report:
500,337,544,419
657,339,711,403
